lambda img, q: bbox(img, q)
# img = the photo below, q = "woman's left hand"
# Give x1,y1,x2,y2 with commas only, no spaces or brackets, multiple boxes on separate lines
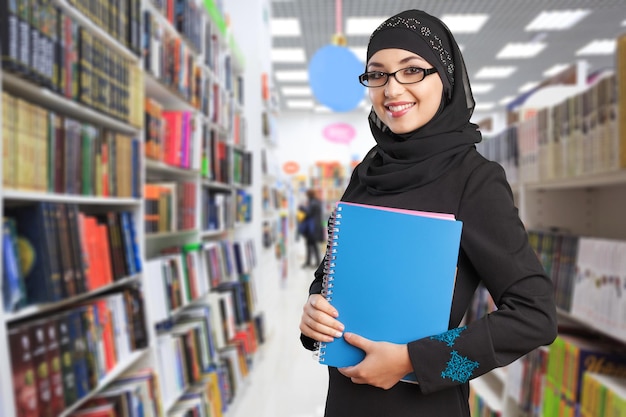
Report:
338,332,414,390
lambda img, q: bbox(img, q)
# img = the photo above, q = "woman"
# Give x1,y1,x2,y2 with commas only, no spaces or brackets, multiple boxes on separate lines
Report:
301,188,324,268
299,9,557,416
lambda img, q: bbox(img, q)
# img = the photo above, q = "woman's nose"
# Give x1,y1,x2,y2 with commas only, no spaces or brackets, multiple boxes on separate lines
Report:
384,75,405,97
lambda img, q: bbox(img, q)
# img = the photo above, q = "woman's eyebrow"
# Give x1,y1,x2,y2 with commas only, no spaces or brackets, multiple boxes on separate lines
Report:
367,55,426,69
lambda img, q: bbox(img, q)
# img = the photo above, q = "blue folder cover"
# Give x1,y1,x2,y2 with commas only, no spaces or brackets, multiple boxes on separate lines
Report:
318,202,462,378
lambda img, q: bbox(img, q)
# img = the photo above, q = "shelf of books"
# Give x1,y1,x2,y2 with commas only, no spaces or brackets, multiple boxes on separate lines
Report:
469,33,626,417
1,0,260,416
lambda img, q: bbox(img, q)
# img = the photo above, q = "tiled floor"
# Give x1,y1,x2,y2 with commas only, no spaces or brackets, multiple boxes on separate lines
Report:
227,242,329,417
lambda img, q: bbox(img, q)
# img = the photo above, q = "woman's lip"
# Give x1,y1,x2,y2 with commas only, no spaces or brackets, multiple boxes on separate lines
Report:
385,102,415,117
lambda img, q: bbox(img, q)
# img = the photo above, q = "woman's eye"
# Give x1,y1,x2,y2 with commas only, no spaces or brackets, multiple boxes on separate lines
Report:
405,67,423,74
369,72,385,80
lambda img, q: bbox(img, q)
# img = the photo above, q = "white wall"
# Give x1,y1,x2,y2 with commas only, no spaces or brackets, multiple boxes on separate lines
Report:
273,110,376,176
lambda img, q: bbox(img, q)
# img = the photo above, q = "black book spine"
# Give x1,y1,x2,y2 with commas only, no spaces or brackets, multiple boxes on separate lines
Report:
0,0,20,72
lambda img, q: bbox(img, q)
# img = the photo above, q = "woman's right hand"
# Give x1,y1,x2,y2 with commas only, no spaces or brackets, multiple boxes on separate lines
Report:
300,294,345,343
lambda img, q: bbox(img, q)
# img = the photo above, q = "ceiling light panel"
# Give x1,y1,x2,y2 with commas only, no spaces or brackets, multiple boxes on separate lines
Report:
576,39,616,56
281,86,312,96
275,70,309,82
286,99,315,109
270,18,302,36
497,42,547,59
525,9,590,31
441,14,489,33
346,17,386,35
472,83,495,94
271,48,306,63
475,66,517,79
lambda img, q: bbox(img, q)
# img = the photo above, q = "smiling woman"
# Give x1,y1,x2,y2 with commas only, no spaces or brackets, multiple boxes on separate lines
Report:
299,8,557,417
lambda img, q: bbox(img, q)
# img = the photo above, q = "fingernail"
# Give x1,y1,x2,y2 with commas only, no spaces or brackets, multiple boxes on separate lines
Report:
335,331,343,338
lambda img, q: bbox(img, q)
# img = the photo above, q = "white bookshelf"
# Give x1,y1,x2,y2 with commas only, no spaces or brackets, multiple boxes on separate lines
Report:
471,66,626,416
0,0,266,416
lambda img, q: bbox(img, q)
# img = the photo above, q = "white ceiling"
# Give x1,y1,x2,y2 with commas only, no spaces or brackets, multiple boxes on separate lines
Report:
270,0,626,119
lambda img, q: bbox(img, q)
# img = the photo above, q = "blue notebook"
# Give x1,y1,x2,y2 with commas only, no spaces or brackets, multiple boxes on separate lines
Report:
318,202,462,382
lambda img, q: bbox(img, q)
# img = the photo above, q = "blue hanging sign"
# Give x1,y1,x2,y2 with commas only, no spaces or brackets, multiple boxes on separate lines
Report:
308,45,365,112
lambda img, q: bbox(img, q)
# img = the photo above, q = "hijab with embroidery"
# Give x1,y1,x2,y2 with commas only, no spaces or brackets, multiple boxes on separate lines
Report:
357,9,482,194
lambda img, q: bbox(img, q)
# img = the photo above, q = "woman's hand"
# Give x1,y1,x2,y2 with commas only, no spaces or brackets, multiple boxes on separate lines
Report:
300,294,345,343
338,332,414,390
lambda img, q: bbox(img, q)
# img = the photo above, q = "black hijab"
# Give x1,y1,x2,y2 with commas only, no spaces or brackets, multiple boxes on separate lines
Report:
357,9,482,194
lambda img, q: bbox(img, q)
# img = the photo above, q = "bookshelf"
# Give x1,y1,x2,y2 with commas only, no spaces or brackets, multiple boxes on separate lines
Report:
0,0,262,416
470,42,626,417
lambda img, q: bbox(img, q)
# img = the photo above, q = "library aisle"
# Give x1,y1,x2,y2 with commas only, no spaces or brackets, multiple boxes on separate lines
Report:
229,243,328,417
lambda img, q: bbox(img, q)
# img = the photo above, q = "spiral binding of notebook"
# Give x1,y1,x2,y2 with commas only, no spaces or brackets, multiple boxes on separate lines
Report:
314,205,341,363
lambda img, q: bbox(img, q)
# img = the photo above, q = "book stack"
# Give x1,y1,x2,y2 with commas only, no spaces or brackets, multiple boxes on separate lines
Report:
504,347,549,417
68,368,161,417
144,97,165,161
161,110,196,169
144,238,261,415
201,189,232,233
8,289,148,416
142,9,202,107
3,204,141,310
1,0,255,415
527,229,580,313
570,237,626,342
144,181,197,235
232,149,253,187
515,115,538,183
580,373,626,417
542,334,626,417
618,33,626,170
1,92,141,197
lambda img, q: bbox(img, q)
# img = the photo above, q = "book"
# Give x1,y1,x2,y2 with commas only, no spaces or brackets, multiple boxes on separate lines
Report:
2,216,26,312
30,320,53,417
317,202,462,380
8,323,39,417
45,317,66,416
7,203,63,304
56,311,78,407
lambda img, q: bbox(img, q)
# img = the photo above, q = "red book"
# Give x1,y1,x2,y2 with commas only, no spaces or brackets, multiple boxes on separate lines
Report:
45,319,65,416
98,222,115,285
81,216,102,290
181,111,191,169
233,113,240,145
8,324,39,417
95,299,117,372
30,321,53,417
162,111,182,167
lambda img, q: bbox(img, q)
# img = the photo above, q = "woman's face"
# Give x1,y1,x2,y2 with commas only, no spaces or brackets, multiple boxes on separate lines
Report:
367,48,444,134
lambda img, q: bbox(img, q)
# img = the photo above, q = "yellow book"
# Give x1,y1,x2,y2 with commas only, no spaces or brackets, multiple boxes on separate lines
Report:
617,33,626,168
2,92,16,188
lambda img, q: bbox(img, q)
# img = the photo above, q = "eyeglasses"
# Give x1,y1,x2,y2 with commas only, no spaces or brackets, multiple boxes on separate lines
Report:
358,67,438,88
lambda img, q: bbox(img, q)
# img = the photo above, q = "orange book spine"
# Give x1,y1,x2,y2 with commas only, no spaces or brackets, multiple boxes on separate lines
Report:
162,111,182,167
84,216,104,289
96,299,117,372
98,223,115,285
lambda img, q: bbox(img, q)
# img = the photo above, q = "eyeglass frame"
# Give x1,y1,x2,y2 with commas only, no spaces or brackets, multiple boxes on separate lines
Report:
358,67,438,88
